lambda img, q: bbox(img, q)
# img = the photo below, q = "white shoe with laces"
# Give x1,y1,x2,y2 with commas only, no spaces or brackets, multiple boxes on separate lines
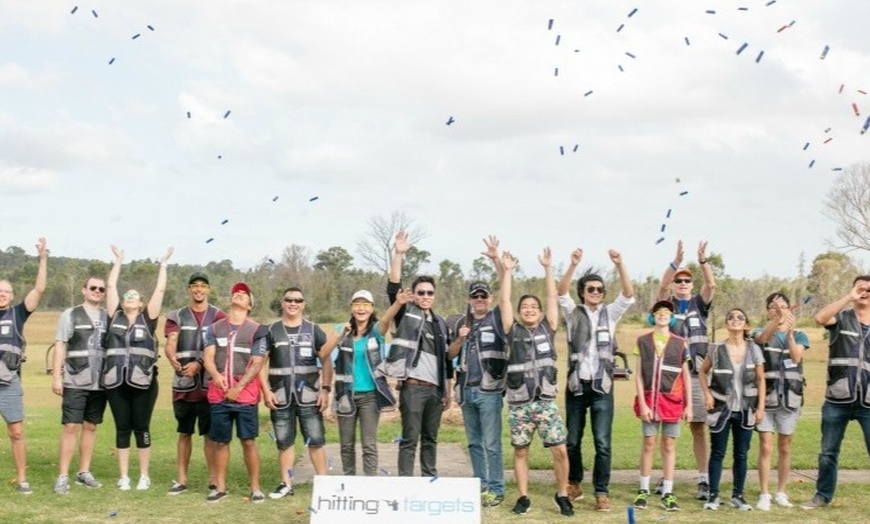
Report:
757,493,771,511
117,476,131,491
137,475,151,491
774,492,793,507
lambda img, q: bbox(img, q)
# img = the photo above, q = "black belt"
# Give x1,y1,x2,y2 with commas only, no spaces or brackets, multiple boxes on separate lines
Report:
404,378,436,387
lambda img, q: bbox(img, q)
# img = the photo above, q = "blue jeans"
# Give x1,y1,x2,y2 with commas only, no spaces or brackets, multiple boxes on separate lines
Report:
816,400,870,502
270,401,325,451
461,386,505,496
708,412,753,498
565,386,614,495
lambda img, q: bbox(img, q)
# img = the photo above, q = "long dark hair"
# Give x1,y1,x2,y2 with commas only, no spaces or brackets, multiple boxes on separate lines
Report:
349,311,379,338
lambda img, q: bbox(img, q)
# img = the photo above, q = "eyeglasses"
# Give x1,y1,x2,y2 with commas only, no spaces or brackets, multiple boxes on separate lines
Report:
726,313,746,322
416,290,435,297
469,293,489,300
283,297,304,304
88,286,106,293
674,278,692,284
123,292,140,300
189,283,209,290
352,302,373,310
585,286,605,294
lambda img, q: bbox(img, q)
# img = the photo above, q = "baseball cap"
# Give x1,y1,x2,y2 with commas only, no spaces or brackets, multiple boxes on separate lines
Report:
468,281,491,296
351,290,374,303
650,300,675,314
188,272,209,286
673,267,693,280
231,282,254,306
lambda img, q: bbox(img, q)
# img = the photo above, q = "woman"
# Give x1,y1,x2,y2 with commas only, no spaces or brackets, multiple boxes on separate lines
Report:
498,248,573,517
332,290,396,476
698,307,765,511
104,245,173,491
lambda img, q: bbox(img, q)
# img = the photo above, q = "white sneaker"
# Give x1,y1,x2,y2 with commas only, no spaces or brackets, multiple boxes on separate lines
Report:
117,476,131,491
774,492,793,507
137,475,151,491
757,493,771,511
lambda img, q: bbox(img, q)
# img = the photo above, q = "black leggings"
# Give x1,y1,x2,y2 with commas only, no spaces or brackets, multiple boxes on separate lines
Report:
107,381,159,449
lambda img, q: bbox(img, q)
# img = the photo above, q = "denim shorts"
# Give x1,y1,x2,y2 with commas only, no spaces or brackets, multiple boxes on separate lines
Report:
209,402,259,443
271,401,325,451
642,421,681,438
755,407,800,435
0,375,24,424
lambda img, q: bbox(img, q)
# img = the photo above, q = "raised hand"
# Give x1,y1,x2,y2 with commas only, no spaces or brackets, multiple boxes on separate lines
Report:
501,251,517,271
394,230,411,255
570,248,583,265
674,240,684,266
35,237,48,258
608,249,622,265
538,247,552,268
481,235,500,260
396,288,415,305
698,241,709,262
111,245,124,263
160,247,175,265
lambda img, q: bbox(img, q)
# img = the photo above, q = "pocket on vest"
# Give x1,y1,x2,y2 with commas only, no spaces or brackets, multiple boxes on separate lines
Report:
173,374,196,390
66,362,93,387
129,362,154,388
335,393,354,415
826,377,850,400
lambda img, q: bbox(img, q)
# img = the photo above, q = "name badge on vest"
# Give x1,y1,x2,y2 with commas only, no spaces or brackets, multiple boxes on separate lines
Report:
0,325,9,336
783,358,797,369
300,345,313,358
216,337,228,346
596,330,610,344
536,340,551,353
134,328,145,341
688,317,701,328
367,338,379,350
481,332,495,344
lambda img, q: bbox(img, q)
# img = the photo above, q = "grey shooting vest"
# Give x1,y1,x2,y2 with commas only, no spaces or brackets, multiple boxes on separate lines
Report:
63,305,108,390
333,329,396,415
267,320,321,408
760,330,805,411
166,306,219,392
505,322,558,406
102,311,157,389
0,307,25,385
566,306,614,395
824,310,870,407
706,341,760,432
453,310,507,405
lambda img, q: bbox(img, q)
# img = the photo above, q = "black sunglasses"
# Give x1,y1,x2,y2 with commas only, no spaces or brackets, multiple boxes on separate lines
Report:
469,293,489,300
674,278,692,284
585,286,605,294
416,290,435,297
88,286,106,293
283,297,304,304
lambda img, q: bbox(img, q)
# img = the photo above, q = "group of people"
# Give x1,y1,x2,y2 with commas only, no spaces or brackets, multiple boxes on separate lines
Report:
0,237,869,517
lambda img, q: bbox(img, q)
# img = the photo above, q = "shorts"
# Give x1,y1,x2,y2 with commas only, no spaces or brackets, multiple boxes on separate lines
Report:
61,388,107,425
0,375,24,424
689,375,706,423
271,402,325,451
755,407,800,435
174,399,211,436
508,398,567,448
642,421,681,438
209,402,259,443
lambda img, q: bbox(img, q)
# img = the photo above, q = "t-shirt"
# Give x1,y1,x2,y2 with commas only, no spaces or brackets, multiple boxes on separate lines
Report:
633,331,672,357
352,326,382,393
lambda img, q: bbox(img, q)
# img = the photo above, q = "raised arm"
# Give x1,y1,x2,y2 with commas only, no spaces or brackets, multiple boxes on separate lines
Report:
814,281,866,326
481,235,504,282
146,247,173,320
378,288,413,335
609,249,633,298
23,237,48,312
557,248,582,297
657,240,684,300
540,248,559,331
697,241,716,304
106,245,124,316
388,230,411,284
499,252,517,333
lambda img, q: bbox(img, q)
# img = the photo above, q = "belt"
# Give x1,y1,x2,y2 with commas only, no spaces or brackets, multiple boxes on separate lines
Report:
466,382,481,387
404,378,436,387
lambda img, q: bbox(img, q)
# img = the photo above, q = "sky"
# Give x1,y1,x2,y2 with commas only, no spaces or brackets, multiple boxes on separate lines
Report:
1,0,869,280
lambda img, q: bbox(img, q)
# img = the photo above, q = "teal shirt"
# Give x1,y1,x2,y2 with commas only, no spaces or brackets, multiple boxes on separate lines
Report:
352,326,382,393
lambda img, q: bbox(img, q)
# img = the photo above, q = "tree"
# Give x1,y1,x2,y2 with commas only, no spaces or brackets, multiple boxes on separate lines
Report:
806,251,859,307
314,246,353,273
355,210,426,275
823,162,870,252
469,256,495,283
402,246,431,282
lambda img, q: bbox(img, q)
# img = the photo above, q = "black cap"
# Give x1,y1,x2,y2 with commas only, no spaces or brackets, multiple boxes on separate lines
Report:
188,272,209,286
468,281,491,296
650,300,675,314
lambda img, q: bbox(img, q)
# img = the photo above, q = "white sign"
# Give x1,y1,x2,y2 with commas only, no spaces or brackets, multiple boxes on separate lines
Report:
310,475,480,524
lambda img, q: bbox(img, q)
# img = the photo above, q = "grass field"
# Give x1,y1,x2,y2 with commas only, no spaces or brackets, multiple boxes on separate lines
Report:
2,311,868,523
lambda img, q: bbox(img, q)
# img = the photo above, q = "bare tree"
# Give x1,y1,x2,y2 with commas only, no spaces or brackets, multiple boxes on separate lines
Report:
824,162,870,252
355,210,426,274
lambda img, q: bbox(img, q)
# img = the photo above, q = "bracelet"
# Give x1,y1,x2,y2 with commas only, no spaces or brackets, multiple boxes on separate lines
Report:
699,259,708,265
669,262,678,271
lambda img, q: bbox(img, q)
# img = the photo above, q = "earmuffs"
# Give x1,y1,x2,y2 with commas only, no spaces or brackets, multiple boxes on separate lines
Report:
647,312,677,328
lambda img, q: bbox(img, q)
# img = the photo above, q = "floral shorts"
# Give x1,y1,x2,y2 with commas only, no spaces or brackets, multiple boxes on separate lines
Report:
508,398,567,448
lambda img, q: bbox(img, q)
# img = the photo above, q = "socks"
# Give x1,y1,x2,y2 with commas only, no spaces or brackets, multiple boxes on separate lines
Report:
662,480,674,495
698,472,709,483
639,476,650,491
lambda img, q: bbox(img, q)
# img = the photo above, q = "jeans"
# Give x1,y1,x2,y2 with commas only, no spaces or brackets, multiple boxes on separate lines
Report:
708,412,753,497
565,386,614,495
337,392,381,476
461,386,505,495
816,400,870,502
270,401,325,450
398,384,443,477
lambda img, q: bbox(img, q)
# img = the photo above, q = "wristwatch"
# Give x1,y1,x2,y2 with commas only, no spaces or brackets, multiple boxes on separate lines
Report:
322,385,332,392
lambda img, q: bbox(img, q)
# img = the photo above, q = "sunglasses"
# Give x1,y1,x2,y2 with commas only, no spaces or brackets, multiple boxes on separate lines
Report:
123,292,140,300
88,286,106,293
416,290,435,297
585,286,605,294
726,313,746,322
469,293,489,300
283,297,305,304
674,278,692,284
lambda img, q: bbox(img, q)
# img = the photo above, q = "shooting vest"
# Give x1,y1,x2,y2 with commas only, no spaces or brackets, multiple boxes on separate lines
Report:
706,341,760,432
334,328,396,415
166,305,220,392
505,322,558,406
825,310,870,407
103,311,157,389
63,305,108,390
209,318,261,405
453,310,507,405
566,306,614,395
635,333,686,422
760,330,805,411
267,320,321,408
0,306,25,384
670,296,709,374
376,302,450,394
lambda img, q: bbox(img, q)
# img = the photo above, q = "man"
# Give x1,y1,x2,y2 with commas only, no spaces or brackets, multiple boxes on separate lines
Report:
753,293,808,510
0,238,47,494
52,273,110,494
656,240,715,500
259,286,336,500
558,247,635,512
164,272,226,495
377,230,453,477
447,236,507,507
202,282,269,503
802,276,870,510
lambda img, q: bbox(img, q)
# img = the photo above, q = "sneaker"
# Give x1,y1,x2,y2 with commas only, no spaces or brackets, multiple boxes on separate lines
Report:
117,476,131,491
54,475,69,494
207,490,228,503
167,481,187,495
137,475,151,491
595,495,611,512
567,481,584,501
17,482,33,495
75,471,102,489
704,495,721,510
731,495,752,511
488,494,504,507
756,493,772,511
654,478,664,495
801,494,829,510
512,496,531,514
774,492,793,507
661,493,680,511
633,489,650,510
696,481,710,500
269,481,294,499
251,489,266,503
208,484,218,498
554,493,574,516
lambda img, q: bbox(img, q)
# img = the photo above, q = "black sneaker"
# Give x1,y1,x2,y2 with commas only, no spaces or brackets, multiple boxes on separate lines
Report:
696,481,710,500
731,495,752,511
553,493,574,516
634,489,650,509
269,482,294,499
167,481,187,495
207,490,227,503
661,493,681,511
512,496,531,514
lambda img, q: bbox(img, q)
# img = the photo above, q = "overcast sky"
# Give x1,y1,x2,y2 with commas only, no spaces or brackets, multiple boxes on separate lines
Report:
2,0,869,280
